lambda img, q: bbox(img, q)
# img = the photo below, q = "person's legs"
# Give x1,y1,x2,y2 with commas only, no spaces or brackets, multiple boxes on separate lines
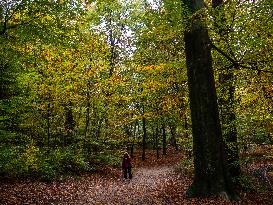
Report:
128,167,132,179
123,168,128,179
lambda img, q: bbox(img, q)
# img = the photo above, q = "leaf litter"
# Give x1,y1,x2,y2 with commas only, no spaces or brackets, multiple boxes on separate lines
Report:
1,149,273,205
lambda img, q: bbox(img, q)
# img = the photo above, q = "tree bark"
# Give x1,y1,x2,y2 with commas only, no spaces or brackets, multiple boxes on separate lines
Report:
155,124,160,159
84,78,92,139
162,123,167,155
219,71,240,179
212,0,241,180
169,123,179,150
183,0,237,199
46,101,50,148
142,116,147,161
130,121,138,157
64,100,75,144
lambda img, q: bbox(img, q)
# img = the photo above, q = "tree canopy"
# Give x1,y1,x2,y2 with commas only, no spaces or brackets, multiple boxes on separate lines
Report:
0,0,272,200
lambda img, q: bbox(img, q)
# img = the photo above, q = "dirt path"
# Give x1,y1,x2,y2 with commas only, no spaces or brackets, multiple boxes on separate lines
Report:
1,149,273,205
0,165,188,205
85,166,181,205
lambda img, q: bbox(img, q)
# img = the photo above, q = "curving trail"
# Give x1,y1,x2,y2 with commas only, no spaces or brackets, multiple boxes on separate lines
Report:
0,165,189,205
84,166,184,205
1,150,273,205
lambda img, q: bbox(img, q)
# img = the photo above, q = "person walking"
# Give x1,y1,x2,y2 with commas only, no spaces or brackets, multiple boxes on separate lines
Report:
122,152,132,180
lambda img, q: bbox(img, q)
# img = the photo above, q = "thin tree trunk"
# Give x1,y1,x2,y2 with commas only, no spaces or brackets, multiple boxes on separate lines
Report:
162,123,167,155
125,124,131,151
152,126,156,149
155,124,160,159
130,121,137,157
64,100,75,145
84,82,91,138
142,116,147,161
107,11,116,78
212,0,241,180
76,105,83,134
183,0,237,199
47,101,50,148
219,71,240,179
109,28,115,77
152,123,160,159
169,123,178,150
96,118,103,139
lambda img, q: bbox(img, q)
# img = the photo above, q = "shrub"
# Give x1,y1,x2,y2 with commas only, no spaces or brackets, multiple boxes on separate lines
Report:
39,161,56,182
94,152,122,168
0,145,25,178
0,141,123,181
176,158,194,177
236,174,256,191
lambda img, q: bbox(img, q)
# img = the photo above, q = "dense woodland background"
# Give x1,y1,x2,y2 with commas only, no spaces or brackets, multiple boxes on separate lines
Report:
0,0,273,201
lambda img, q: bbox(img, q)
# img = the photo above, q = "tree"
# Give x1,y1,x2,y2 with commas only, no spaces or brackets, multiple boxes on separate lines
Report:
182,0,237,199
209,0,273,178
0,0,84,138
211,0,241,180
131,0,189,157
162,121,167,155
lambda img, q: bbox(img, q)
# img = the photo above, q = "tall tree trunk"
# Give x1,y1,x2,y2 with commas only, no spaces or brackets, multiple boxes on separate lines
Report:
142,116,147,161
107,11,116,78
84,81,91,138
96,118,103,139
125,124,131,151
169,123,178,150
130,121,137,157
109,28,115,77
75,105,83,134
46,101,50,148
162,122,167,155
183,0,237,199
155,124,160,159
64,100,75,145
152,126,156,149
212,0,241,180
219,71,240,179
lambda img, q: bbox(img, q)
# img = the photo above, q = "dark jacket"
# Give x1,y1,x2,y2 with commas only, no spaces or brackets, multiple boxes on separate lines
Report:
122,156,132,169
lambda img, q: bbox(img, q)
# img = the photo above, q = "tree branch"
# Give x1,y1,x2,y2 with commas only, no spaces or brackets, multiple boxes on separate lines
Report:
210,41,238,65
210,41,273,74
1,1,30,35
238,64,273,74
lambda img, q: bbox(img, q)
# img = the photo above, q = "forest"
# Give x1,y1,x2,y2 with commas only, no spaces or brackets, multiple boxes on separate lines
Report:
0,0,273,204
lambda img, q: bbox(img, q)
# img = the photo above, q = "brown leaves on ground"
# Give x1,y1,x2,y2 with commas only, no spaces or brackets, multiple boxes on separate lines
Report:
1,148,273,205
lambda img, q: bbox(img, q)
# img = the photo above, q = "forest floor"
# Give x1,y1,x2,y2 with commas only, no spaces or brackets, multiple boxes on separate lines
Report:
1,148,273,205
